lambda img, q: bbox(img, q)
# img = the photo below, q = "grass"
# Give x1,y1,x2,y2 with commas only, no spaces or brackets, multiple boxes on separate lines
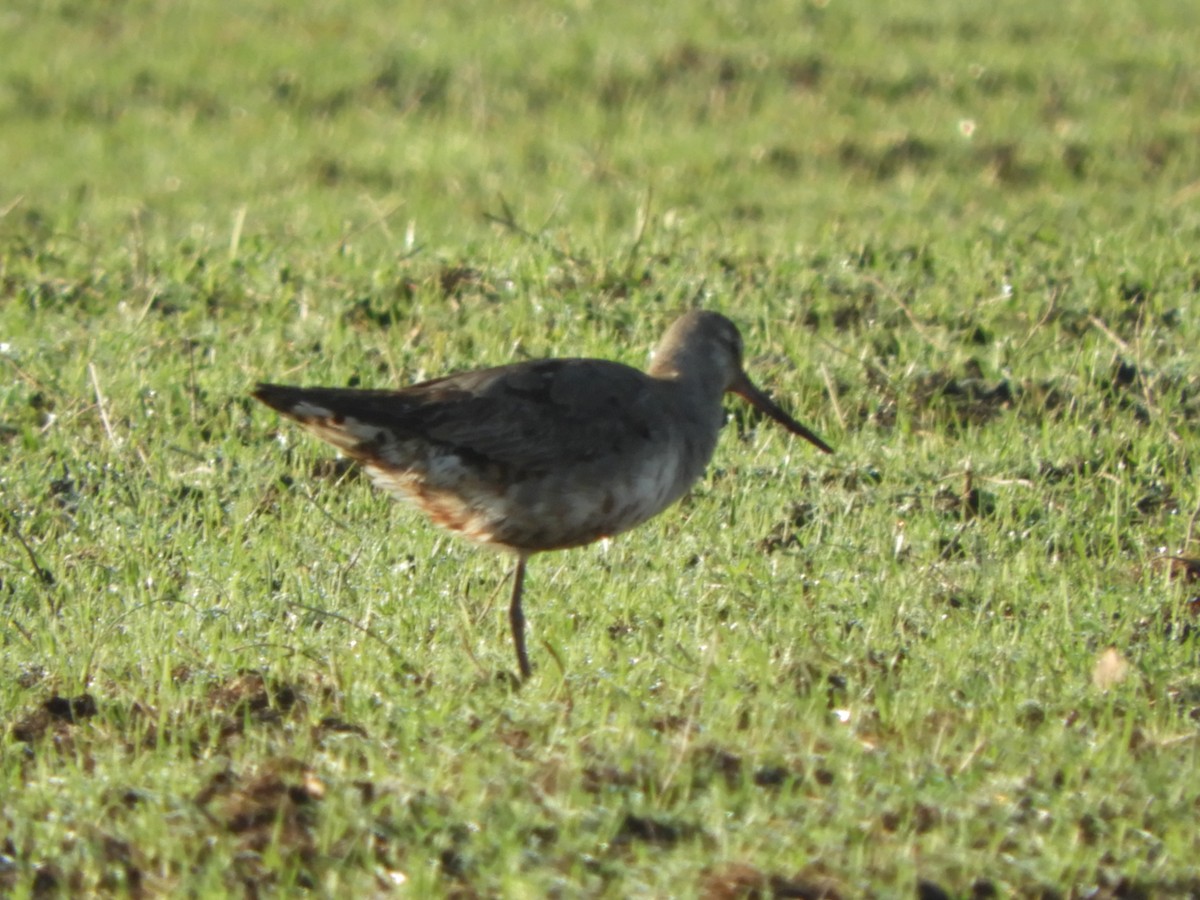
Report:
3,0,1200,895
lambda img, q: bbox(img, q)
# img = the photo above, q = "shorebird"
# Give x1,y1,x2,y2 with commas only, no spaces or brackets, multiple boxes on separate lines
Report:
254,310,832,679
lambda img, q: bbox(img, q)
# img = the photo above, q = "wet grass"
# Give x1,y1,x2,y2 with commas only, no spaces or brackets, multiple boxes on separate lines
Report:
3,0,1200,895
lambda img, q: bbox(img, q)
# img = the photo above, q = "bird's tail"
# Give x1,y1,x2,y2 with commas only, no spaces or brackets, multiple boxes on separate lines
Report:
252,383,396,456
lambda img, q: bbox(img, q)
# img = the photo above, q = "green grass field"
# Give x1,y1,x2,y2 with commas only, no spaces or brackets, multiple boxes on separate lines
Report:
3,0,1200,895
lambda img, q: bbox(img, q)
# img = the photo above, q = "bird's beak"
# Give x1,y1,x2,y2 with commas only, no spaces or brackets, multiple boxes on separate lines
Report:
730,372,834,454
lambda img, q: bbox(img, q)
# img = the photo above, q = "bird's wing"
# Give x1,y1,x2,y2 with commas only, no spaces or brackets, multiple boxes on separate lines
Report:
254,359,667,476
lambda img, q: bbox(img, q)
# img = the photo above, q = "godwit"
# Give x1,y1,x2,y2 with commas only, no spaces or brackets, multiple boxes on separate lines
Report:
253,311,831,679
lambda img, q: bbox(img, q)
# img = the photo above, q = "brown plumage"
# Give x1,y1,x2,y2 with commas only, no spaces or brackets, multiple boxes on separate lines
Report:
253,310,832,679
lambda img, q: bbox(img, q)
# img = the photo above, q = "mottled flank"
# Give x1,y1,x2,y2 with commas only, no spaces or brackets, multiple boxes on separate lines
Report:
253,311,831,678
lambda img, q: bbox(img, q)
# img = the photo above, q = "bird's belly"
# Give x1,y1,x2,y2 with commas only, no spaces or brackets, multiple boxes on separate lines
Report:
365,444,692,553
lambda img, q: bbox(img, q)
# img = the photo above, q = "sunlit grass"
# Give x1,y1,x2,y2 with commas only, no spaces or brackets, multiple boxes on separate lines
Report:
3,0,1200,895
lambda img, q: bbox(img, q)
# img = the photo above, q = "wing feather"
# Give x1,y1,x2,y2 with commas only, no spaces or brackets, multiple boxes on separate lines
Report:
254,359,666,476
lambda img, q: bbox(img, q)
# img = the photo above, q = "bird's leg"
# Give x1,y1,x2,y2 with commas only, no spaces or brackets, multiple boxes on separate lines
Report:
509,555,532,680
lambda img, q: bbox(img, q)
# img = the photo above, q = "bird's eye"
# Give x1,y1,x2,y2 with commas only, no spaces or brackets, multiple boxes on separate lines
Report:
723,329,742,359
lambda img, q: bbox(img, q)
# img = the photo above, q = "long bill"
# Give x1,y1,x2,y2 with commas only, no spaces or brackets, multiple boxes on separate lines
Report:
731,372,834,455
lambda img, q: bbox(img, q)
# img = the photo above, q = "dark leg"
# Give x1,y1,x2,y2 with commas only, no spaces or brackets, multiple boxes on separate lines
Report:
509,556,532,680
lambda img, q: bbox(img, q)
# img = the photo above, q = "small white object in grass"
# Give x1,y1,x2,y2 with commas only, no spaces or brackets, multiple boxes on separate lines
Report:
1092,647,1130,690
833,708,851,724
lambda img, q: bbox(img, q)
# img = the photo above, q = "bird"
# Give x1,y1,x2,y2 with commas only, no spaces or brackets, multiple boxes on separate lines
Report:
253,310,832,680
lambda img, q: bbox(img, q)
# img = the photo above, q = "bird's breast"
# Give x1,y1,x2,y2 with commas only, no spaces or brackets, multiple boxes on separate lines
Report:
363,430,709,554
